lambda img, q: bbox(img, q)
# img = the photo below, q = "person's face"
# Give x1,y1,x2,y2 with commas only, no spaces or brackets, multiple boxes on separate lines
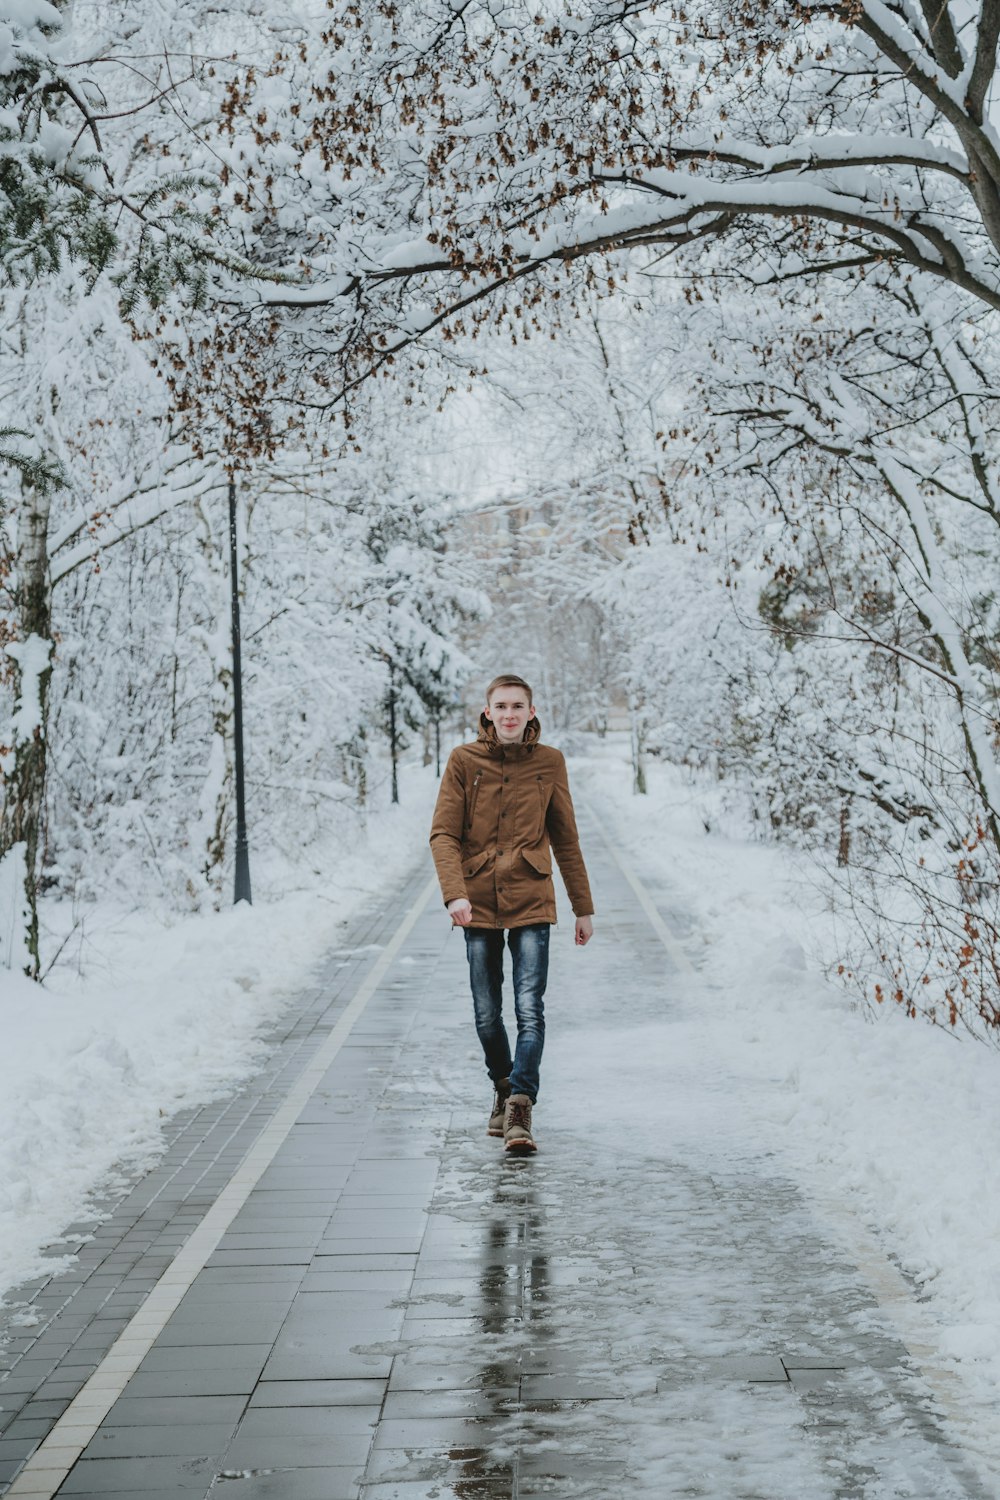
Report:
485,688,534,743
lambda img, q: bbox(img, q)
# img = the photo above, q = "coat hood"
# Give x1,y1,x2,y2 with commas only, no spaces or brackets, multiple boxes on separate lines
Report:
477,712,541,755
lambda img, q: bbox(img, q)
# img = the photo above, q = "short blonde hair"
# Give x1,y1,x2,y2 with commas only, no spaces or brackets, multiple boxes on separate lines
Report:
486,674,533,705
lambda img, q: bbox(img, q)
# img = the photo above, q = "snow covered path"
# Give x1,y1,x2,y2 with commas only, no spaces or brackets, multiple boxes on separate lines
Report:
0,790,995,1498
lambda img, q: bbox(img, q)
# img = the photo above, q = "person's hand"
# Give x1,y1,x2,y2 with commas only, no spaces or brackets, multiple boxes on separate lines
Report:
448,898,473,927
575,915,594,946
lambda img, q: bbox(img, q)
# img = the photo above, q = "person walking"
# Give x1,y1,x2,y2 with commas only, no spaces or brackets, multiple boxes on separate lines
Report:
429,674,595,1153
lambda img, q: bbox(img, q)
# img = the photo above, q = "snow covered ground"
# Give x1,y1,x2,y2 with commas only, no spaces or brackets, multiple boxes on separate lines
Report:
568,740,1000,1470
0,762,439,1305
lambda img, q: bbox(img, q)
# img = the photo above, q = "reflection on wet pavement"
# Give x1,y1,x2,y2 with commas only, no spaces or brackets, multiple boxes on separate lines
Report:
356,1115,993,1500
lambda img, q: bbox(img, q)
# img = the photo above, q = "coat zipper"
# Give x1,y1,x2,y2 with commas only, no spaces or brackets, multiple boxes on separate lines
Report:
467,772,482,830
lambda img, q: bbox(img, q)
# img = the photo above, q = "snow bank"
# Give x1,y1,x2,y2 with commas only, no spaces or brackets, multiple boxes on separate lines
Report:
0,763,437,1304
570,744,1000,1444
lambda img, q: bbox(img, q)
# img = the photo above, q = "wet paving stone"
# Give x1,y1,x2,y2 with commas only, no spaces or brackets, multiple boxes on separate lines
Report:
370,1415,512,1450
220,1432,373,1470
231,1404,380,1437
121,1370,264,1400
259,1348,394,1385
62,1492,216,1500
360,1484,512,1500
211,1470,361,1500
58,1455,218,1491
100,1396,247,1427
0,1422,47,1445
80,1422,234,1459
386,1357,521,1394
398,1316,485,1341
299,1271,414,1294
380,1389,519,1420
135,1344,273,1374
6,1400,68,1424
248,1380,386,1408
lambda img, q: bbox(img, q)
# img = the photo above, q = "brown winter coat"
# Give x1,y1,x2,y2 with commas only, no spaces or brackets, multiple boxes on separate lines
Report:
429,715,594,929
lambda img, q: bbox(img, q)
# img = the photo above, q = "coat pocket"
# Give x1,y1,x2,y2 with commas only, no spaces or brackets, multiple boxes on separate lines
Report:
462,849,492,879
466,772,483,831
521,846,552,877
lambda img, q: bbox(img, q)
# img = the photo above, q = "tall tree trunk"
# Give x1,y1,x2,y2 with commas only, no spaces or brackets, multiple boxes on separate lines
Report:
629,694,647,796
0,479,53,977
838,797,851,868
353,732,368,808
388,660,399,805
191,496,233,906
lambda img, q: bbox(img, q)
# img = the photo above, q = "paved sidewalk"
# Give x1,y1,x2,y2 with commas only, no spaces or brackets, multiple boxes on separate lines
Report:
0,812,993,1498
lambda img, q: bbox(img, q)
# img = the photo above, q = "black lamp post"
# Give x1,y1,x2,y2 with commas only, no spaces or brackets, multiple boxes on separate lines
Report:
228,478,252,904
388,659,399,805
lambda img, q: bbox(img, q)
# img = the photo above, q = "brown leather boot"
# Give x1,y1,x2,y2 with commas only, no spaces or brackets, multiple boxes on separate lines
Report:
488,1078,512,1137
503,1093,536,1153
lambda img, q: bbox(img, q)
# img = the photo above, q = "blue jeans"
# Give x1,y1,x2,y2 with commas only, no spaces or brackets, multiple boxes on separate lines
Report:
464,924,549,1103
